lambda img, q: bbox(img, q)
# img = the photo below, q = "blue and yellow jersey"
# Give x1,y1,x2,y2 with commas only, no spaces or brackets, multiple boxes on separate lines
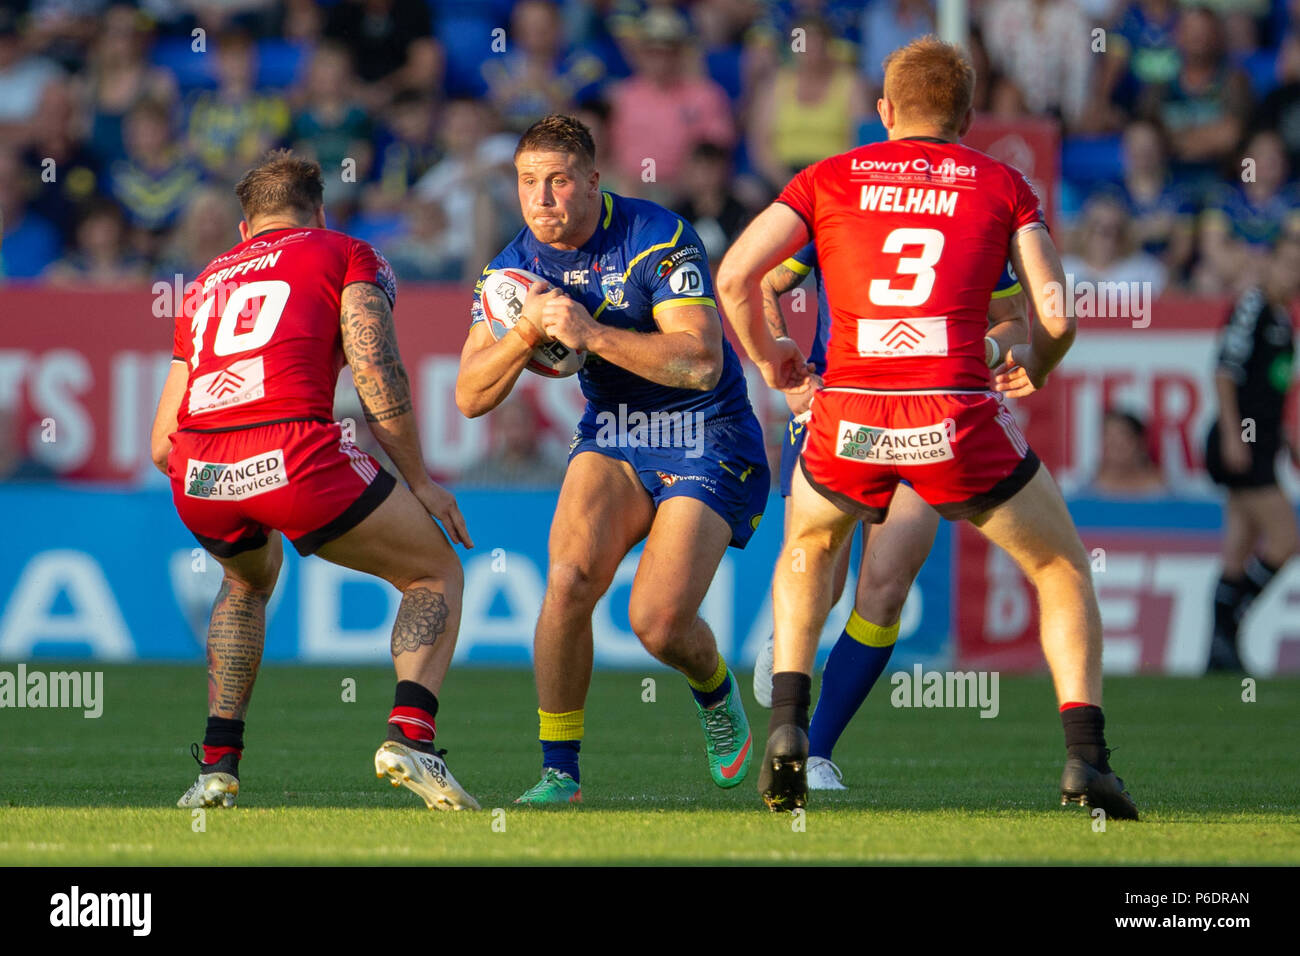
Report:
473,190,753,419
780,243,1022,375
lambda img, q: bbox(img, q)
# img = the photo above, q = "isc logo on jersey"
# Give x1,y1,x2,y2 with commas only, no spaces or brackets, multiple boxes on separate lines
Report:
836,420,955,464
185,449,287,500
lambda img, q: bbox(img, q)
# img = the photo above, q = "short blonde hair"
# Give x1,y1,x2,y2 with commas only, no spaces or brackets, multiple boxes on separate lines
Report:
882,36,975,134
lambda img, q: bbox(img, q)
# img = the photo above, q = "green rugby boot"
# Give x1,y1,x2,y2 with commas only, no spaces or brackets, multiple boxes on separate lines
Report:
514,768,582,805
695,674,753,788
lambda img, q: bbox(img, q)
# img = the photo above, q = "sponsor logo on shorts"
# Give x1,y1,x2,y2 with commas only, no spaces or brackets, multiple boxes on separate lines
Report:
856,317,947,356
835,420,955,464
653,470,717,493
188,356,266,415
185,449,287,500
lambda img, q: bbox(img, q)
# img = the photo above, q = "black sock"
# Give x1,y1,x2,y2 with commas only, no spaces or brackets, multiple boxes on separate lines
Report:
393,680,439,718
1240,555,1281,608
1213,576,1247,643
1061,705,1110,773
770,672,812,733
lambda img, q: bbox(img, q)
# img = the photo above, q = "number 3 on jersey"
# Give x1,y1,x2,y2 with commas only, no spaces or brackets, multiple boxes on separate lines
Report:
867,228,944,307
189,280,292,369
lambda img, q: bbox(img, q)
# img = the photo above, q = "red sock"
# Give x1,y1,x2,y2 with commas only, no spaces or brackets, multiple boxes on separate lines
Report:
1059,701,1092,712
389,707,436,742
203,744,241,765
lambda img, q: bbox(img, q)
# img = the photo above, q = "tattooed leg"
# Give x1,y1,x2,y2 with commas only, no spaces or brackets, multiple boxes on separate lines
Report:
206,578,270,720
389,580,459,693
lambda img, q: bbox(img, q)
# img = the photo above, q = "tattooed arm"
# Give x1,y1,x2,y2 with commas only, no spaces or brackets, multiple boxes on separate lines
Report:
341,281,473,547
760,260,820,416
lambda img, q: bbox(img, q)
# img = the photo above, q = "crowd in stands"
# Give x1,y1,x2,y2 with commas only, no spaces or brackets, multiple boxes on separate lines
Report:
1,0,1299,297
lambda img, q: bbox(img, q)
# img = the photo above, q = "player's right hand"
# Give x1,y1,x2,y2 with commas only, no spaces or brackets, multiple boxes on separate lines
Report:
412,480,474,549
519,281,560,344
758,336,813,391
992,344,1048,398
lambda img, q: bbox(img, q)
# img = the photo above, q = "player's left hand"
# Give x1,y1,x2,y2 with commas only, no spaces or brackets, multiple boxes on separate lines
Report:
758,336,814,391
540,293,596,350
992,344,1048,398
783,372,824,416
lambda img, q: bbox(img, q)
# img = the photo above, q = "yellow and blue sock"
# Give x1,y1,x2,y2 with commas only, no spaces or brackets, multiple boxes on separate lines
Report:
688,654,731,708
808,610,898,760
538,708,584,782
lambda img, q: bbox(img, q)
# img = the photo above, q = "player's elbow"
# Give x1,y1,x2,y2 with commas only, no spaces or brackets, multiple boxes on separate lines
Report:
693,345,724,391
150,435,171,474
454,376,496,419
715,259,749,302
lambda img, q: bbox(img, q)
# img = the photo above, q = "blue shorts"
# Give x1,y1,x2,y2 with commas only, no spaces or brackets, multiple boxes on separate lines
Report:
779,414,808,498
569,406,770,548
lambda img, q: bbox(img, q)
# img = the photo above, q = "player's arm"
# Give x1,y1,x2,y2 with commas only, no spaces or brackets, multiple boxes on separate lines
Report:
149,360,188,474
541,296,724,390
984,288,1029,369
455,284,557,418
997,225,1075,398
762,257,822,416
341,281,472,547
716,202,813,389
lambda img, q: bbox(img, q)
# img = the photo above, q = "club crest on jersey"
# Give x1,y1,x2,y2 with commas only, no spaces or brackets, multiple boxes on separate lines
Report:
836,421,954,465
600,271,628,310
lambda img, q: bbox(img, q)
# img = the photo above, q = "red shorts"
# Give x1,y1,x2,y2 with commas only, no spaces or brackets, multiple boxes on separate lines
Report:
168,419,395,557
800,388,1039,522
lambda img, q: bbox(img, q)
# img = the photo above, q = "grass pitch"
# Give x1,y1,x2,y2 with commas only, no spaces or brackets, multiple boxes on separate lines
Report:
1,665,1296,865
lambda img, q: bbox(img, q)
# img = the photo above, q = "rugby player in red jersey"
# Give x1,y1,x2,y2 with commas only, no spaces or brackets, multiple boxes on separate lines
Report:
150,150,480,811
717,37,1138,818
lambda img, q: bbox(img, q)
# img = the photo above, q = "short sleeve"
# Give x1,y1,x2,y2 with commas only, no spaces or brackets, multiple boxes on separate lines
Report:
344,238,398,307
776,164,817,229
783,242,817,277
641,218,717,316
470,263,495,328
172,315,189,363
1010,168,1045,235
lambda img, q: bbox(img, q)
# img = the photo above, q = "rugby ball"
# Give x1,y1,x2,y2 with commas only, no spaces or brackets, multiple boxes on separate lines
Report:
479,268,585,378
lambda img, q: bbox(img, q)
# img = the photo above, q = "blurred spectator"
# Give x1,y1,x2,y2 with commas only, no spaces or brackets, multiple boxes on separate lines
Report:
607,7,734,199
289,41,373,224
153,185,242,281
1254,32,1300,171
1104,118,1197,279
82,4,178,166
482,0,606,132
364,89,442,215
1104,0,1181,117
42,196,149,285
24,0,109,72
322,0,441,106
0,405,57,482
1197,130,1300,293
1144,7,1252,174
981,0,1099,130
20,77,103,245
412,97,518,278
748,15,866,189
0,145,62,280
1090,410,1167,497
1062,193,1169,292
859,0,934,98
457,394,568,488
672,141,750,264
572,96,632,193
0,6,64,147
383,195,464,281
185,29,291,184
277,0,326,44
109,97,204,261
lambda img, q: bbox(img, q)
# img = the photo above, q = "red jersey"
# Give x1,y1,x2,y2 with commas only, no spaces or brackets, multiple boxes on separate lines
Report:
173,227,397,431
777,138,1043,390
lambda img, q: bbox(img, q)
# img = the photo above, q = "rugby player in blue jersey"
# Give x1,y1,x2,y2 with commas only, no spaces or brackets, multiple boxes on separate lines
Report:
752,244,1027,790
456,115,769,803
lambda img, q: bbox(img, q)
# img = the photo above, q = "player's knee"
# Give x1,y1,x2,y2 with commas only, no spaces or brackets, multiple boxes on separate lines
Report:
544,561,605,615
399,558,463,601
223,562,279,598
857,573,911,624
627,601,692,659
